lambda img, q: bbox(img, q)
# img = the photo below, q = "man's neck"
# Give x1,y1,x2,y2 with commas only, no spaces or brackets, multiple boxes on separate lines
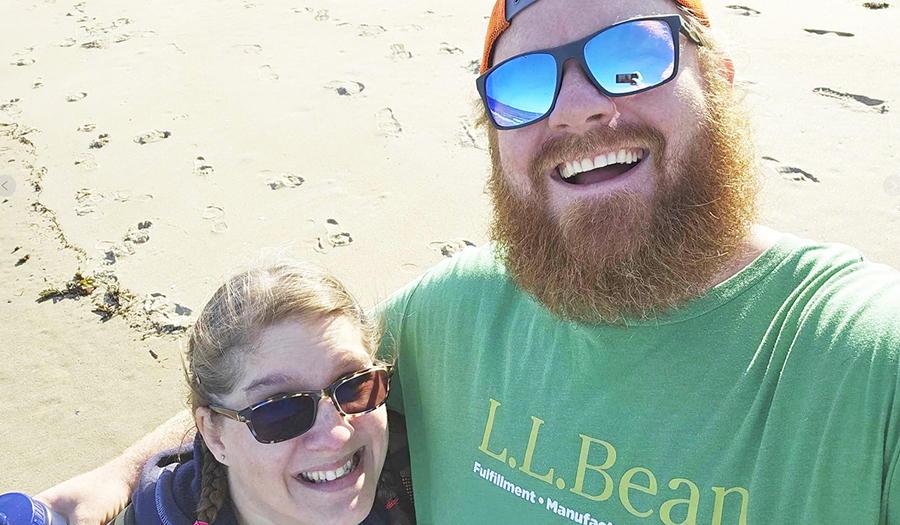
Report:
708,225,782,290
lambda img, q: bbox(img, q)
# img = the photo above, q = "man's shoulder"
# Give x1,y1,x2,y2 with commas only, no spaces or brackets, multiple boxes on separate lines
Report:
777,234,900,342
785,235,900,296
426,241,507,280
388,242,510,301
378,242,530,331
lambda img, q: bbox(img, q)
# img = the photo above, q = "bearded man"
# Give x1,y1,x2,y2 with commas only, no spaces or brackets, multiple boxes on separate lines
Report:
37,0,900,524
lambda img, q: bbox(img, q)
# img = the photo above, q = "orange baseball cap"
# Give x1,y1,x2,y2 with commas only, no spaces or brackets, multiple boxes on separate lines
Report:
480,0,711,75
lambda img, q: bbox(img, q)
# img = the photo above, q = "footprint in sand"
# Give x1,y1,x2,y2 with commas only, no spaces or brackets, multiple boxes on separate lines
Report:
233,43,262,54
258,65,279,81
75,188,104,216
315,218,353,253
462,60,481,74
111,190,153,202
376,108,402,136
457,117,487,149
726,5,761,15
11,57,36,66
390,43,412,60
134,129,172,144
81,39,106,49
314,9,329,21
54,37,77,47
429,240,476,258
762,156,820,183
141,292,193,332
99,222,152,263
326,80,365,96
439,42,464,55
358,24,386,37
863,2,889,9
267,173,305,190
77,121,96,132
89,133,109,149
193,156,214,176
203,206,228,233
1,99,22,116
33,77,43,89
66,91,88,102
124,222,151,244
74,153,98,170
813,87,888,114
804,28,855,37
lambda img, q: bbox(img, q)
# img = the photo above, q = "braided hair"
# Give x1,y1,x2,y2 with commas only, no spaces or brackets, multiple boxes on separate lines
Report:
196,439,230,524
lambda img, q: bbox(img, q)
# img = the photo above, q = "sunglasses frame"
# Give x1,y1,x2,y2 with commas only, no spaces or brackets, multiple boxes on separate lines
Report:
476,14,703,130
209,364,395,444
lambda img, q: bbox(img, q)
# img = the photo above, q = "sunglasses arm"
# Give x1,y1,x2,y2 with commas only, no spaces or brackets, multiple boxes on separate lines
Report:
678,17,704,46
209,405,250,423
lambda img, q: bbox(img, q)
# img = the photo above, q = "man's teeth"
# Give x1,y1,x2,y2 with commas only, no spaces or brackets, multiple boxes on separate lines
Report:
559,148,643,179
299,455,357,484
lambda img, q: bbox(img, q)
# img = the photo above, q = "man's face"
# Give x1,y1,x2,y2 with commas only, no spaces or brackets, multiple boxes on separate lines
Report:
491,0,708,218
486,0,759,323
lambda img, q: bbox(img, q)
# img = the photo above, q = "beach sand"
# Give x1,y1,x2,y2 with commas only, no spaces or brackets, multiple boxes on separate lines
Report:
1,0,897,494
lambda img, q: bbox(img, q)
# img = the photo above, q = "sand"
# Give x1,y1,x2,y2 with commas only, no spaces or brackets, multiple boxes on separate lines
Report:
0,0,897,494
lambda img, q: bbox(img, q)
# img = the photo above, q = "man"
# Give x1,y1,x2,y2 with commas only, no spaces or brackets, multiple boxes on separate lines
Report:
39,0,900,523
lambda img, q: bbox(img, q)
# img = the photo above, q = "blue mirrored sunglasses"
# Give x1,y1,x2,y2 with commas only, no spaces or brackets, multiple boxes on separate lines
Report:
476,15,703,130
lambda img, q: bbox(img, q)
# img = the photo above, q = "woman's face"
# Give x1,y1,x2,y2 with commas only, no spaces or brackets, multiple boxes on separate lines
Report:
205,316,389,525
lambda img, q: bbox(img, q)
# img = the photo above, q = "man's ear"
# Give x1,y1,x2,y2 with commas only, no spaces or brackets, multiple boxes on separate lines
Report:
723,55,735,85
195,406,229,465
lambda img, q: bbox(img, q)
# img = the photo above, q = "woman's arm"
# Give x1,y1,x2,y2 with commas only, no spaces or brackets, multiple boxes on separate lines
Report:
35,410,195,525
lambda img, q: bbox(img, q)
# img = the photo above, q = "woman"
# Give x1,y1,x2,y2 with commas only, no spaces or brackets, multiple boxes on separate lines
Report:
113,260,414,525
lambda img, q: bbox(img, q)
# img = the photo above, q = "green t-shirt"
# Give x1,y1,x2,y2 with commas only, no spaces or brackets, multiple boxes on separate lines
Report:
380,233,900,524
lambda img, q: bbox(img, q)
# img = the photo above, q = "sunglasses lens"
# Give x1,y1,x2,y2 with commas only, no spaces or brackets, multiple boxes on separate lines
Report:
584,19,675,95
485,53,557,128
251,395,316,442
334,369,391,415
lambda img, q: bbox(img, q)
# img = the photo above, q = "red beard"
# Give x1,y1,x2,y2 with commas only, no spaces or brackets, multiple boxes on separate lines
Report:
486,56,760,324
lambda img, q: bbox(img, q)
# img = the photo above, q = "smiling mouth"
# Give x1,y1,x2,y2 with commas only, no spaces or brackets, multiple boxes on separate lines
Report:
298,450,361,484
557,147,645,186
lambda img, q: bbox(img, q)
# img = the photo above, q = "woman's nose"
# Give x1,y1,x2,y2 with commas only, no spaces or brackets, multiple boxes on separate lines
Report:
302,396,353,450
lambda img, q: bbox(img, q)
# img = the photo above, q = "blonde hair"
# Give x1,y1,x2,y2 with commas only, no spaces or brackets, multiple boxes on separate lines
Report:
185,259,381,524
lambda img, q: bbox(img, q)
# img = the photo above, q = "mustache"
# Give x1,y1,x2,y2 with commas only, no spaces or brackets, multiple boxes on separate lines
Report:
528,123,667,182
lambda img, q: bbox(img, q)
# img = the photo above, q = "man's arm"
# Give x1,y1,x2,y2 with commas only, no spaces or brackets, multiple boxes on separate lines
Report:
34,410,195,525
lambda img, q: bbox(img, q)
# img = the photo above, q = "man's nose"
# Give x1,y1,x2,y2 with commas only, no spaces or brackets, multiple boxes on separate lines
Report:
546,59,618,133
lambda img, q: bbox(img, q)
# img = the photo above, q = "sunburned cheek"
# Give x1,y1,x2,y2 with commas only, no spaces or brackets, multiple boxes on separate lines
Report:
670,70,710,119
498,149,541,198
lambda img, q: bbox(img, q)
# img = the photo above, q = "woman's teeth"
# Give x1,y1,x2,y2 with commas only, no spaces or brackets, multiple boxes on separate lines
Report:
299,454,359,484
559,148,643,179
